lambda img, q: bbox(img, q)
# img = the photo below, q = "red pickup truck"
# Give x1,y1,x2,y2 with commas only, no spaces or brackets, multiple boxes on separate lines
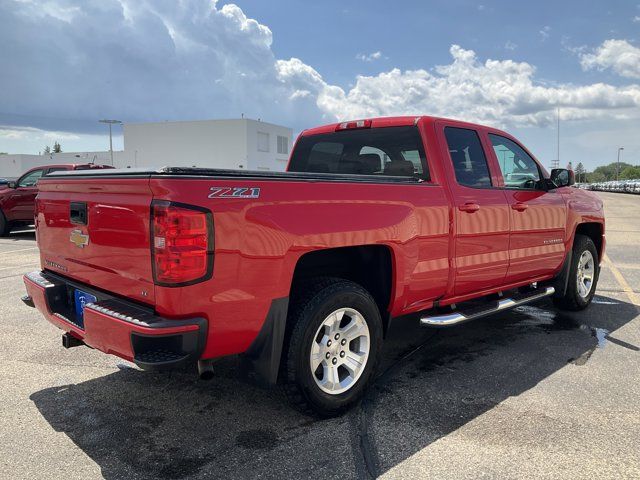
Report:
22,116,604,416
0,163,113,236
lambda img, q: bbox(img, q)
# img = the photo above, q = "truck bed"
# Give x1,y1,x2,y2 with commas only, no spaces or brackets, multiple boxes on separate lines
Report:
47,166,423,184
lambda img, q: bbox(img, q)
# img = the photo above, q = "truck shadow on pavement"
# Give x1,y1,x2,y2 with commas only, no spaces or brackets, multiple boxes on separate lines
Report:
30,296,639,480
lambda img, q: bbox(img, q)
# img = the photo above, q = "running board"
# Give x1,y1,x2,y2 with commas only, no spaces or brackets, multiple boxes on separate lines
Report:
420,286,555,327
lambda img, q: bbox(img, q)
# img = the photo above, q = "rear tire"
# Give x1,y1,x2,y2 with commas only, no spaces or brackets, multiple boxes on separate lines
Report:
0,210,10,237
281,278,383,417
553,234,599,311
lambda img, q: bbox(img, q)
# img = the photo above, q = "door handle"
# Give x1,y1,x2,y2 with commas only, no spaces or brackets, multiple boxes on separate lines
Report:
459,202,480,213
511,202,528,211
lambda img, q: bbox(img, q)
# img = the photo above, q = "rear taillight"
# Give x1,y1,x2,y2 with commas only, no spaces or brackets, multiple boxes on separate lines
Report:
151,201,213,286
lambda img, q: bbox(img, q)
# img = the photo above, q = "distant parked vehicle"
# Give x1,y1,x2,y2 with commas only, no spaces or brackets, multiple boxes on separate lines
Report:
589,179,640,194
0,178,9,187
0,163,113,236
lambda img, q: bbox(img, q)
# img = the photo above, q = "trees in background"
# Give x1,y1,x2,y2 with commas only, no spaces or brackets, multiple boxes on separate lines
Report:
42,142,62,155
574,162,586,183
587,171,607,183
585,161,634,182
620,165,640,179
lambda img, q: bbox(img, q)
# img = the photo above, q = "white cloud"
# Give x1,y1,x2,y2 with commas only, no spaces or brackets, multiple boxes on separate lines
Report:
1,0,640,141
0,125,80,141
0,0,301,128
539,26,551,41
634,16,640,22
278,45,640,128
580,39,640,79
356,51,383,62
504,41,517,51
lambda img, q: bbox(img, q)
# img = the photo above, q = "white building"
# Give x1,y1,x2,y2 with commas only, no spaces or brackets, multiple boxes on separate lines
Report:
124,118,292,171
0,118,293,179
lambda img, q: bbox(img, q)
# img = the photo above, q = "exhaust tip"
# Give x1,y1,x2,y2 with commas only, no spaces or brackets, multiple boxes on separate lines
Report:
197,360,214,380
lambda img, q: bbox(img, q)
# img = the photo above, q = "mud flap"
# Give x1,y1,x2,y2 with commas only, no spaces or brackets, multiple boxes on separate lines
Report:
239,297,289,386
552,249,573,299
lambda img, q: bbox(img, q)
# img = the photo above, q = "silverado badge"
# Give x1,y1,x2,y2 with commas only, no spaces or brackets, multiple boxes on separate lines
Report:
70,229,89,248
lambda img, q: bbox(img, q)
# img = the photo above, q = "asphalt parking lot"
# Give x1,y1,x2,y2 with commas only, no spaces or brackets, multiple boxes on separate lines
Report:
1,192,639,479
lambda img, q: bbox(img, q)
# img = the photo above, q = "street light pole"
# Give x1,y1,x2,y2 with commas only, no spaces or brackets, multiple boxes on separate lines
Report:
99,119,122,166
617,147,624,181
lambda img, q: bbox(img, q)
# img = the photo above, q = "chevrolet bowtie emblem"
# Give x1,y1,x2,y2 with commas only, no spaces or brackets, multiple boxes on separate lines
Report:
70,229,89,248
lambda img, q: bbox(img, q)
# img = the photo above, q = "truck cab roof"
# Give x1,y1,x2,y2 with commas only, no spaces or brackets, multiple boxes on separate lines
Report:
300,115,511,138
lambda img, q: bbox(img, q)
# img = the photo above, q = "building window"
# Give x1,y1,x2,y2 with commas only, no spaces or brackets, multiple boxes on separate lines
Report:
258,132,270,152
277,135,289,155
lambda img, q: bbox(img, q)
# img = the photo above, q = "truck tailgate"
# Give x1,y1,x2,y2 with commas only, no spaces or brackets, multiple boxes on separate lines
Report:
35,176,155,305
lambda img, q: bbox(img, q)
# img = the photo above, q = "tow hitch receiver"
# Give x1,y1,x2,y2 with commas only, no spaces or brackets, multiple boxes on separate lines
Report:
62,332,85,349
21,295,35,308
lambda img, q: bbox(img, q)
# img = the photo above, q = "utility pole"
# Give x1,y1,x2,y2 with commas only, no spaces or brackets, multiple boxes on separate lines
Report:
557,107,560,168
616,147,624,181
99,119,122,166
551,108,560,169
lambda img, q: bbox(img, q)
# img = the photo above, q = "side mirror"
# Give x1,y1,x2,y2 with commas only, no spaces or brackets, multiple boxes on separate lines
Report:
549,168,575,189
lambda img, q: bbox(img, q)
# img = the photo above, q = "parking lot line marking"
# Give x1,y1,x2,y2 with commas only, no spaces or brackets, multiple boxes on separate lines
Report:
0,247,38,255
0,264,38,272
604,254,640,307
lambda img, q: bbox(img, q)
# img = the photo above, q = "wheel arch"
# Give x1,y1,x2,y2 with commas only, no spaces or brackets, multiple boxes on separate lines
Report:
574,222,604,261
554,221,603,299
239,244,395,387
289,244,394,332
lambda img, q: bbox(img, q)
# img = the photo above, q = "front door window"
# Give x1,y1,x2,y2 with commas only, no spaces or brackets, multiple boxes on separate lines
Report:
17,169,44,187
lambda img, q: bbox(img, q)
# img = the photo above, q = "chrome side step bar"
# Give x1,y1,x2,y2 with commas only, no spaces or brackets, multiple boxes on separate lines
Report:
420,286,555,327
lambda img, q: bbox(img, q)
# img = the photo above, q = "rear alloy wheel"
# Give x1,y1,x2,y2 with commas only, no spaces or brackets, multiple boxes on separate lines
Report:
282,278,382,417
310,307,371,395
553,234,599,311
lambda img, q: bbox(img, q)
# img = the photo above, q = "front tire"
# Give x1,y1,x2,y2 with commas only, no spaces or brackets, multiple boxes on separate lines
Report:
553,234,599,311
0,210,10,237
282,278,383,417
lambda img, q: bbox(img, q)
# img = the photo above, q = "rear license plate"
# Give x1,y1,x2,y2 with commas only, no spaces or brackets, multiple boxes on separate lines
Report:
74,289,97,327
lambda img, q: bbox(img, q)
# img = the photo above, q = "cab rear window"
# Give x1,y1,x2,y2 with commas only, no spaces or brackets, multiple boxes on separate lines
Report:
288,126,429,180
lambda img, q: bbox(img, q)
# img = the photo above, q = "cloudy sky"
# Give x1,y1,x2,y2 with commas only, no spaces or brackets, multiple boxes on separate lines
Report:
1,0,639,170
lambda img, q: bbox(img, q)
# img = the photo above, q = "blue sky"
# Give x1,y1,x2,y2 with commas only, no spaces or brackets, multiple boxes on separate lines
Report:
237,0,638,86
1,0,639,170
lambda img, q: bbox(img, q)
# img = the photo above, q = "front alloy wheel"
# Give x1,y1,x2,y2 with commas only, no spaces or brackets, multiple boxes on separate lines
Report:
576,250,595,299
553,234,599,311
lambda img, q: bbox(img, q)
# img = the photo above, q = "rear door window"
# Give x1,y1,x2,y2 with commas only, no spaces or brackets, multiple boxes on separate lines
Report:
444,127,492,188
288,126,429,180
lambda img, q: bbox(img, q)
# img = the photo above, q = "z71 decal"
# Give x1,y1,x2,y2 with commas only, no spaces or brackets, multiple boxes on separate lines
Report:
208,187,261,199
